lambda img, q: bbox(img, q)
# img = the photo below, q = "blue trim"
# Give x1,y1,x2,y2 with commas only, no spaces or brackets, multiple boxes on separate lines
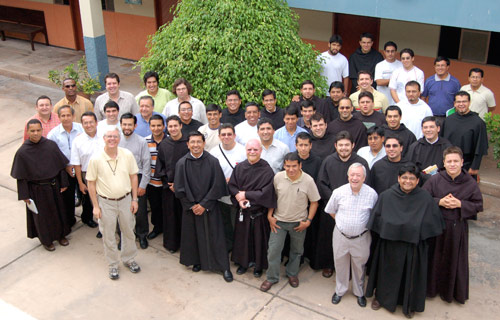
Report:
287,0,500,32
83,35,109,87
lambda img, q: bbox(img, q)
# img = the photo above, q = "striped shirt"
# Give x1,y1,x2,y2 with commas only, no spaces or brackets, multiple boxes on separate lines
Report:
146,134,165,187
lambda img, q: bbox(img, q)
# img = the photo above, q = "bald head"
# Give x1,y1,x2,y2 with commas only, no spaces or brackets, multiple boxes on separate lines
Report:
246,139,262,164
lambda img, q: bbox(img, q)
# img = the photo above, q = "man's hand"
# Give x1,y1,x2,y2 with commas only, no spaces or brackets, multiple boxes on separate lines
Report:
238,200,248,209
294,220,310,232
291,95,300,102
130,201,138,214
23,199,30,204
268,215,280,233
93,206,102,219
79,182,88,194
60,187,68,193
439,193,461,209
168,182,175,192
138,187,146,197
468,168,479,176
235,191,246,202
192,204,206,215
65,166,74,177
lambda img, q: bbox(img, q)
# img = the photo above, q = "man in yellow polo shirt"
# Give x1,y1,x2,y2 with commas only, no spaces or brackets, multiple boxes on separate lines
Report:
87,126,139,280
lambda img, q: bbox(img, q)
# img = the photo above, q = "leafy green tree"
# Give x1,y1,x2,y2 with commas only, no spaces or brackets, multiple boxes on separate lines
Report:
137,0,326,108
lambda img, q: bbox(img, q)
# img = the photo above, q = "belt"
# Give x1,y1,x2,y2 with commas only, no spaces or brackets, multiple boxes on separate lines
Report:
337,226,368,240
30,178,56,186
99,192,130,201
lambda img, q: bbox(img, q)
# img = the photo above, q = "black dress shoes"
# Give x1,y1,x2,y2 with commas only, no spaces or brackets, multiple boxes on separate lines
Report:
357,296,367,308
96,231,102,238
236,266,247,275
223,270,233,282
331,293,342,305
147,230,161,240
253,269,263,277
139,237,148,249
192,264,201,272
86,220,98,228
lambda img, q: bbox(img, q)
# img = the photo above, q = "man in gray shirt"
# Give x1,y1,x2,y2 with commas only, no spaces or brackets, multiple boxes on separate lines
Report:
119,113,151,249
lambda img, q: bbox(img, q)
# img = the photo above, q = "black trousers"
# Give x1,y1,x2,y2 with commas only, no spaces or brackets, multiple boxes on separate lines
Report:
61,172,77,227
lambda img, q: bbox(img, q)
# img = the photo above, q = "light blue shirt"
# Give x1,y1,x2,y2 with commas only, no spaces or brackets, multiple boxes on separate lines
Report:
47,122,84,160
135,112,166,137
273,125,307,152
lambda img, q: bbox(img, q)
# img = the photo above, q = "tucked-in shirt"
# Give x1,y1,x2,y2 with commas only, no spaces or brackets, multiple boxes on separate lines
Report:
86,147,138,198
273,125,307,152
119,132,151,189
422,73,461,116
357,146,386,169
47,122,84,160
261,139,289,173
135,88,176,114
70,132,104,171
319,51,349,95
273,171,321,222
374,59,403,105
389,66,425,103
350,89,389,113
398,99,433,139
134,112,166,137
94,90,139,121
53,95,94,124
461,84,496,120
198,123,221,151
23,112,60,141
162,96,208,124
325,183,378,237
235,120,259,146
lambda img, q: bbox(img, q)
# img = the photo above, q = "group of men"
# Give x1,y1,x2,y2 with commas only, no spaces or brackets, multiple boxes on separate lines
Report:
11,32,493,318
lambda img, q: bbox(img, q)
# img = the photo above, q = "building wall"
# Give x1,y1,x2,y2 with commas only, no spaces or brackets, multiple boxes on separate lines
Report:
114,0,155,18
292,8,332,43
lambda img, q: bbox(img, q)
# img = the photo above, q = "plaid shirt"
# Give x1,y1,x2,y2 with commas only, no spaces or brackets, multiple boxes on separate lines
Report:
23,112,60,141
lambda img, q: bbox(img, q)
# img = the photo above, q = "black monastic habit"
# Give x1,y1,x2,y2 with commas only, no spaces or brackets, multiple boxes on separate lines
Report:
181,119,203,137
311,131,336,160
295,151,322,181
11,137,70,246
440,111,488,170
323,97,340,121
327,117,368,152
407,137,452,172
221,108,246,127
382,123,417,157
353,111,387,130
290,96,333,123
348,47,384,93
174,152,230,271
422,169,483,304
370,156,413,194
261,107,285,130
366,184,445,316
228,159,277,270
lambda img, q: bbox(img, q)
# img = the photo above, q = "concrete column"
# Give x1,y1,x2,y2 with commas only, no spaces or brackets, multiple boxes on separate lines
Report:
79,0,109,86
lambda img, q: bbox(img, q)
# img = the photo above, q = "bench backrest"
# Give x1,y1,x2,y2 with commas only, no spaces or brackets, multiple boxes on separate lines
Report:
0,5,46,27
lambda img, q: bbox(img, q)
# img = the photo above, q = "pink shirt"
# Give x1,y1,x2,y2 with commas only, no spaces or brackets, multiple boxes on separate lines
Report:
23,112,60,141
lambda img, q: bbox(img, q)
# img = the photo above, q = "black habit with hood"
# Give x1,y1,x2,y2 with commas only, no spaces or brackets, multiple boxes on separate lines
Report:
370,156,413,194
228,159,277,270
290,96,333,123
348,47,384,93
11,137,70,246
407,137,452,172
327,117,368,152
422,169,483,304
366,184,445,316
311,131,336,160
174,151,230,271
382,123,417,157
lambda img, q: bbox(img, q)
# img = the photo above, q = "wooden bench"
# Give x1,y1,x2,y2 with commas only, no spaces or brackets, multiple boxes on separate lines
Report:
0,5,49,51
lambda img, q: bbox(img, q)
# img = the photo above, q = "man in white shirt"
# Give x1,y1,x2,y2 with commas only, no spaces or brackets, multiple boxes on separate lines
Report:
235,102,261,146
389,48,425,103
96,101,122,138
94,73,139,121
198,104,222,151
162,78,208,124
258,118,289,173
397,81,433,139
357,126,386,169
319,34,349,96
375,41,402,105
461,67,496,120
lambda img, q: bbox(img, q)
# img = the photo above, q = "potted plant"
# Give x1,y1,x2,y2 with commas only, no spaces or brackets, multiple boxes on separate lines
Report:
48,56,101,98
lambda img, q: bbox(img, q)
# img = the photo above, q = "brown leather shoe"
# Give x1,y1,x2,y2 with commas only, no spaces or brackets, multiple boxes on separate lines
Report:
59,237,69,246
322,268,333,278
371,299,381,310
288,276,299,288
260,280,274,292
43,244,55,251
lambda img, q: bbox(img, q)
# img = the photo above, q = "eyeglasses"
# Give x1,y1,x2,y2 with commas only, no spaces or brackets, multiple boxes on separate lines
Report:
64,84,76,88
400,176,417,181
179,108,192,112
220,133,233,137
385,144,400,148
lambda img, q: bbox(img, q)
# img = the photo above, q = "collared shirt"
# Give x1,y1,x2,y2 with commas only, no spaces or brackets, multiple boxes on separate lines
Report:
235,120,259,146
53,95,94,123
422,73,461,116
261,139,289,173
70,132,104,171
23,112,60,141
47,122,84,160
374,59,403,105
94,90,139,121
398,99,433,139
461,84,496,120
86,147,139,198
198,123,221,151
350,89,389,113
273,125,307,152
357,146,386,169
273,171,321,222
135,88,176,114
162,96,208,124
96,120,122,138
134,112,166,137
146,134,165,187
325,183,378,237
119,132,151,189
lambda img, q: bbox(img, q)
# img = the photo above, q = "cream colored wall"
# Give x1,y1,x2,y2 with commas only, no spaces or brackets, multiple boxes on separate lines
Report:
379,19,440,57
292,8,332,42
114,0,155,18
